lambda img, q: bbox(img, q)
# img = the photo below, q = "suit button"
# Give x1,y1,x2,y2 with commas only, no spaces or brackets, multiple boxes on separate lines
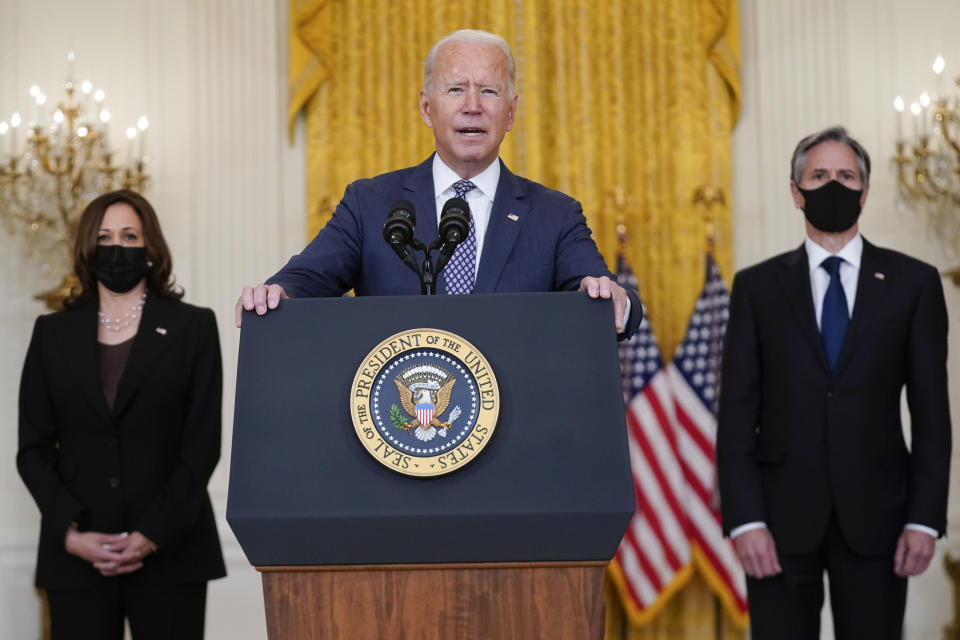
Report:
826,391,834,399
108,476,120,489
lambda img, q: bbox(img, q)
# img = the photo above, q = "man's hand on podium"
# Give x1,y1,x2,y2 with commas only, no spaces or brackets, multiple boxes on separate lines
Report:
236,284,289,327
578,276,629,334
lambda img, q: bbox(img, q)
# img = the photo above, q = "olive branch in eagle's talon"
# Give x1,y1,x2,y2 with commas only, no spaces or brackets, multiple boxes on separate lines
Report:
389,404,420,431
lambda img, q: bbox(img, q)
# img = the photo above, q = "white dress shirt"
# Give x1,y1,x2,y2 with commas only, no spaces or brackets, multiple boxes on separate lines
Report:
432,154,499,272
730,233,937,540
805,233,861,327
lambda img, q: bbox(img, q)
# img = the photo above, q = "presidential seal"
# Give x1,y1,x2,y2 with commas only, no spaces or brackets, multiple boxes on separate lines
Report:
350,328,499,477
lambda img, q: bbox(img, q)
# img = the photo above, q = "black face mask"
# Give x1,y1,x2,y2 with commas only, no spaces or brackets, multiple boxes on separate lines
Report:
798,180,863,233
90,245,149,294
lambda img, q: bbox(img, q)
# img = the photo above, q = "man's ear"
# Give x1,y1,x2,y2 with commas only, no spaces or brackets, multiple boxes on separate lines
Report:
504,93,519,132
790,181,805,209
419,89,432,128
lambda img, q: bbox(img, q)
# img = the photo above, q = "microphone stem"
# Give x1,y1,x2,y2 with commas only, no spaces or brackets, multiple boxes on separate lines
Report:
421,253,435,295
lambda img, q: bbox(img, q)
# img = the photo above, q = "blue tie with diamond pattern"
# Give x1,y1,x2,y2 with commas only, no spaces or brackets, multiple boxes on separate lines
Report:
820,256,849,370
444,180,478,294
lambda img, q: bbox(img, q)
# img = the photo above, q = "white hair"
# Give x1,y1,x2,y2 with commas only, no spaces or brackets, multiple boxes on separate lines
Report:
423,29,516,97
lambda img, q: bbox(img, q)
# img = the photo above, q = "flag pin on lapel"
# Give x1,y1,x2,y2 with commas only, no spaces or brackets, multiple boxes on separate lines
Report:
507,213,519,222
155,327,167,335
874,272,885,280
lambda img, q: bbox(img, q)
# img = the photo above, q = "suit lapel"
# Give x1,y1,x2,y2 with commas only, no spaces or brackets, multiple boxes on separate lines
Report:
402,156,443,292
61,302,114,426
778,245,831,374
834,239,888,376
473,161,531,293
112,296,187,418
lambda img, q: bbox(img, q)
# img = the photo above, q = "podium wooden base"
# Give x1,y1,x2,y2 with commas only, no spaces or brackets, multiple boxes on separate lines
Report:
258,562,607,640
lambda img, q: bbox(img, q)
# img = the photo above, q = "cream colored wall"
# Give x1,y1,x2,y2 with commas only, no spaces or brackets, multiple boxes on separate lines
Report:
0,1,304,638
734,0,960,638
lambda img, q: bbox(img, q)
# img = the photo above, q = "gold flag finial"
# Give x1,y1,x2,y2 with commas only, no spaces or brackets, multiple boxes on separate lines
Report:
608,186,628,249
693,186,726,256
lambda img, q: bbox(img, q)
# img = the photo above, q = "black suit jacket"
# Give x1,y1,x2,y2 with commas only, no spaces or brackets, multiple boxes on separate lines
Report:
17,295,226,589
716,238,951,556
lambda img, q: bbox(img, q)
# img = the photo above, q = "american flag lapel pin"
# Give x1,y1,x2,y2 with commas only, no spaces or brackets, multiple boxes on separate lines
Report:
874,272,885,280
155,327,167,335
507,213,519,222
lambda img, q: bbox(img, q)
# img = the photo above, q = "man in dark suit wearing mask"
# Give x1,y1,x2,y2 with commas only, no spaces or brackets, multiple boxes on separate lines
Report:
717,126,951,639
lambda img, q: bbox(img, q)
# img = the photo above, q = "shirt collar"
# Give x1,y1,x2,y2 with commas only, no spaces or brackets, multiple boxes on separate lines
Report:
805,232,863,273
432,154,500,201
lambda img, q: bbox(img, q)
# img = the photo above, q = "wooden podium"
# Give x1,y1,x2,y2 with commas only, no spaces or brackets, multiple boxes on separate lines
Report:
259,562,605,639
229,293,634,640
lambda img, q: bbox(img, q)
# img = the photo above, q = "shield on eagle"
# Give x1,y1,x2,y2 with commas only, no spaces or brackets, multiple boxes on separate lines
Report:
416,401,435,427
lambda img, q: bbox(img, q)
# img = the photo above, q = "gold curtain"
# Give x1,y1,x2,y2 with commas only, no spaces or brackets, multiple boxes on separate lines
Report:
290,1,742,637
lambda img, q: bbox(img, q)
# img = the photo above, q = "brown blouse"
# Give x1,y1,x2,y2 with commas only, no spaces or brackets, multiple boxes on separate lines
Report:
98,337,134,410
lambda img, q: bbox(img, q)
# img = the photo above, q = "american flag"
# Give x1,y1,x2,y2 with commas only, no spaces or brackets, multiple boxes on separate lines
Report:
607,254,693,623
668,253,748,625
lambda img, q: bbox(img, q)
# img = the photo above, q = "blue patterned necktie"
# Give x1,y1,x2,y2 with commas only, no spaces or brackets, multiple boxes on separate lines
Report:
820,256,849,370
444,180,478,294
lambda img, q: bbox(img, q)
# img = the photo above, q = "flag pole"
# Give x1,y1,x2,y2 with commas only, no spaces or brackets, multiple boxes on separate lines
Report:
692,184,732,640
609,185,628,252
692,185,725,259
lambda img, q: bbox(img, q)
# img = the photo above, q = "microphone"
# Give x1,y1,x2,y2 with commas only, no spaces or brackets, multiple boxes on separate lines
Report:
383,199,417,246
438,197,470,245
434,197,471,276
382,199,420,275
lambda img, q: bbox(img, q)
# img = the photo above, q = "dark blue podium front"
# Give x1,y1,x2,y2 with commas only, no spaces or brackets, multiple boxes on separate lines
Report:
227,291,634,566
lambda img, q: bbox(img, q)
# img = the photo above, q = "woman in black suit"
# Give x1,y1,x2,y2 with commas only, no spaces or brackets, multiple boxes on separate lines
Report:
17,190,226,640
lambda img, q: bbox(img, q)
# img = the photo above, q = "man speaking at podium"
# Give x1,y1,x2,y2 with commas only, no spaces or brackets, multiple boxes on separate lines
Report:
236,29,640,340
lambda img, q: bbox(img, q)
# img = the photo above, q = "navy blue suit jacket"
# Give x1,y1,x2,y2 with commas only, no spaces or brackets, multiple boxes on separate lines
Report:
268,156,642,337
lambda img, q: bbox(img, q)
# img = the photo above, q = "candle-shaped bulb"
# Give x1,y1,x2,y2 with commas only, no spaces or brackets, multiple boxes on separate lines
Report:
910,102,922,116
137,115,149,131
919,92,931,108
126,126,137,140
933,55,945,75
99,109,111,123
0,122,8,135
53,110,64,124
77,126,89,138
893,96,905,140
81,80,92,95
10,112,21,127
94,89,105,103
29,84,40,98
35,93,46,106
66,52,76,84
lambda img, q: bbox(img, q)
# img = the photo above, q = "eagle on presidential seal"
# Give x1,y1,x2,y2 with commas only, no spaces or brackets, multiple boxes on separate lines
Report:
392,363,463,442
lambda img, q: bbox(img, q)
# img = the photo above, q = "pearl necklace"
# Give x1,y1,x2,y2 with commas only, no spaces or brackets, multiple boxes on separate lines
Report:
98,293,146,332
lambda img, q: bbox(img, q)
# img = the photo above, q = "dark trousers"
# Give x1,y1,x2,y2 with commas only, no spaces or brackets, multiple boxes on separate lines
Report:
46,581,207,640
745,515,907,640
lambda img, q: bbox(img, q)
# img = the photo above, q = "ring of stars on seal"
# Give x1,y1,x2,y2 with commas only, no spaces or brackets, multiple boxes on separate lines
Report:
372,351,478,455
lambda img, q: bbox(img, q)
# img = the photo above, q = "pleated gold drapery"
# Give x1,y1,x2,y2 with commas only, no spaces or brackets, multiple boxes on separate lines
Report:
290,1,742,637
